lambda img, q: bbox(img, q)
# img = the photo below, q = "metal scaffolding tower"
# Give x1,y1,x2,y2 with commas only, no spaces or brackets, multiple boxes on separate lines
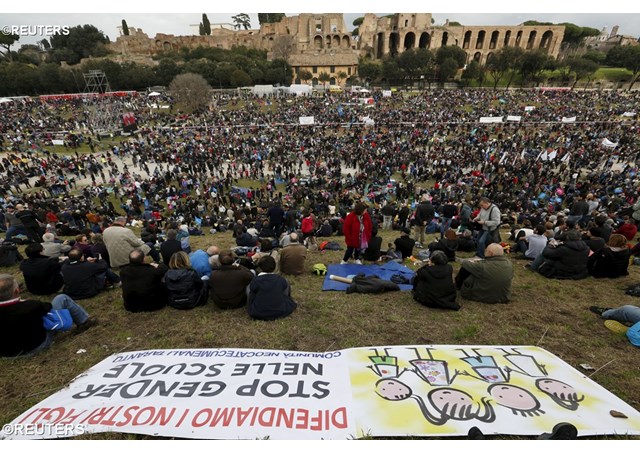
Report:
82,70,122,133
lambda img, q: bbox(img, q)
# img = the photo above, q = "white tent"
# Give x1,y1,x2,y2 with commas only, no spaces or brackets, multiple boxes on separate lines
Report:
0,98,14,104
289,84,312,96
252,85,275,97
147,92,161,97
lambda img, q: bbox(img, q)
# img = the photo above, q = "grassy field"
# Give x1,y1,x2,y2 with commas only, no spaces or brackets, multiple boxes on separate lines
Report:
1,226,639,439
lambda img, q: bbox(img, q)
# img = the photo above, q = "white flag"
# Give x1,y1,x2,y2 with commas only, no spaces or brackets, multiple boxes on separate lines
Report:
548,150,557,160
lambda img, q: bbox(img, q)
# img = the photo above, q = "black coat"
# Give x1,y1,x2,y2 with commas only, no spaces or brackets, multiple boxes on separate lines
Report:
164,268,208,309
120,262,168,312
412,263,460,310
587,247,630,278
160,239,182,264
247,273,297,320
0,299,51,357
19,256,64,295
61,259,108,300
539,240,590,280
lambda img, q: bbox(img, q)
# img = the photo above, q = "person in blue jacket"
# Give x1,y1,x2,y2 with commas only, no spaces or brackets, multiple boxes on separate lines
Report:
247,256,297,321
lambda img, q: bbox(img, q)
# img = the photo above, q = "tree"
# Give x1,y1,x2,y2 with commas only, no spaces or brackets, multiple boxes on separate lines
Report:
397,48,434,86
358,59,381,85
49,25,110,64
519,49,554,87
461,60,484,86
0,31,19,62
336,70,348,86
38,39,51,51
271,35,295,62
232,13,251,31
606,45,640,90
486,46,524,89
435,46,466,68
121,19,130,36
258,14,285,25
169,73,211,110
298,69,312,84
437,58,459,83
318,71,331,88
560,23,600,50
201,14,211,36
565,56,599,90
381,57,404,87
352,16,364,37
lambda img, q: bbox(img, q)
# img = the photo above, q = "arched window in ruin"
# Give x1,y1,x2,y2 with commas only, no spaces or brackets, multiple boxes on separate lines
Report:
163,42,172,51
312,77,319,86
342,35,350,48
476,30,486,49
489,31,499,49
441,32,449,47
473,52,482,63
515,31,523,47
313,36,323,49
155,40,162,47
419,32,431,49
326,35,332,48
527,31,537,49
376,32,385,58
504,30,512,47
389,32,399,57
404,32,415,50
487,52,494,62
463,31,472,49
540,30,553,49
333,35,341,48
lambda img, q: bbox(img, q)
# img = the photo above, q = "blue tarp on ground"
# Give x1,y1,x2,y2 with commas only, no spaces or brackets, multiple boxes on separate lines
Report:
322,260,415,291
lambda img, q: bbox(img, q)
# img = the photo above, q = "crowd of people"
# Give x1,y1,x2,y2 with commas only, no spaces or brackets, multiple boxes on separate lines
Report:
1,87,640,357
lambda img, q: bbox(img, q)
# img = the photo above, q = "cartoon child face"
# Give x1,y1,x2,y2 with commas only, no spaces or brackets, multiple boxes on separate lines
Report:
489,384,539,411
429,388,474,415
536,378,573,396
376,379,412,400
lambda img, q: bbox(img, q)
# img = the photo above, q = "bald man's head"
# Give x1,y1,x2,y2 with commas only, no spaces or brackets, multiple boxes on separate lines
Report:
485,243,504,257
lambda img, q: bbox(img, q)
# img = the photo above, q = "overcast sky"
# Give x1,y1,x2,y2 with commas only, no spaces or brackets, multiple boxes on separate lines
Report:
3,2,640,47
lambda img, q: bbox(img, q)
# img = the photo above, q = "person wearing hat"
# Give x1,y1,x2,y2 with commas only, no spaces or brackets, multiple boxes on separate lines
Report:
394,227,416,260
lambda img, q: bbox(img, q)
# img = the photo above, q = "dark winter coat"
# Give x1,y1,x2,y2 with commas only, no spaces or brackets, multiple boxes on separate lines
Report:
538,240,590,280
247,273,297,320
120,262,168,312
587,246,630,279
164,268,208,309
413,263,460,310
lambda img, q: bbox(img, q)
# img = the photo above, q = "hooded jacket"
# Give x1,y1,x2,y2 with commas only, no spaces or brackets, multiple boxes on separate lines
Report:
539,239,590,279
164,268,207,309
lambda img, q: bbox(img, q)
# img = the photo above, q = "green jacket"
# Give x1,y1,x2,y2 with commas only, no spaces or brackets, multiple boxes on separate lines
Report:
460,256,513,304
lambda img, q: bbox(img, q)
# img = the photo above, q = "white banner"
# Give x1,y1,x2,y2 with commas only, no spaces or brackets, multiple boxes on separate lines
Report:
622,112,636,117
299,116,315,125
524,106,535,112
382,90,392,97
506,115,521,122
51,140,65,146
601,138,619,148
5,346,640,440
562,116,577,123
479,116,503,123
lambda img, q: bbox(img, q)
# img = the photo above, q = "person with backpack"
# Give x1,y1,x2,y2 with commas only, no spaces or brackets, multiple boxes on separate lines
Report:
472,197,502,259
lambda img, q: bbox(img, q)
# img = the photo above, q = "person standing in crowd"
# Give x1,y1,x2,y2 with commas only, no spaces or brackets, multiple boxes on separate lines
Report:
413,194,435,247
381,201,396,231
473,197,501,259
103,216,152,268
14,203,43,243
341,202,372,265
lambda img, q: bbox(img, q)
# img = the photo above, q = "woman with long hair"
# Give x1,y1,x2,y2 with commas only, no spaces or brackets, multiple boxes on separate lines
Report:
341,202,372,265
163,251,208,309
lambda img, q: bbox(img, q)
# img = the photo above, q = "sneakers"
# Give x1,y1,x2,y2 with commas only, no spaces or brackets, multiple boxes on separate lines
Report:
589,306,609,316
537,422,578,440
414,242,422,249
75,317,98,335
340,260,348,264
355,260,362,265
604,320,629,335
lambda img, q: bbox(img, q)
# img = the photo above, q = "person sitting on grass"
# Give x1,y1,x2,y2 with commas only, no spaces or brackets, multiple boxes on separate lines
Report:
19,242,64,296
208,249,254,309
61,248,120,300
394,227,417,260
412,250,459,310
119,249,168,313
0,273,97,358
455,243,513,304
247,256,297,321
587,233,631,279
164,251,208,309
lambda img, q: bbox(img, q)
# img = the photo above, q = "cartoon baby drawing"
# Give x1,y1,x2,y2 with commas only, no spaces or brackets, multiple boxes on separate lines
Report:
487,383,546,417
536,378,585,411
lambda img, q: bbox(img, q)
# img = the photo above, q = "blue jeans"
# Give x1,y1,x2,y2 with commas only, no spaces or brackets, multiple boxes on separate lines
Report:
476,230,491,258
52,294,90,325
5,225,28,242
602,305,640,325
440,217,452,238
530,252,546,271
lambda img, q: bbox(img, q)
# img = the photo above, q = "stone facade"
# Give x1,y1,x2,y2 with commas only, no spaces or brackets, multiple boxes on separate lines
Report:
109,14,566,83
358,13,565,65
